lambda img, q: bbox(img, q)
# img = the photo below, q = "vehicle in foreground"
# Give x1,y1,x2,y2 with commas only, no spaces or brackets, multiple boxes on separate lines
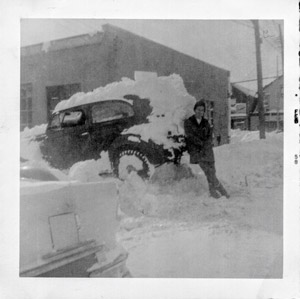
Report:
20,165,131,277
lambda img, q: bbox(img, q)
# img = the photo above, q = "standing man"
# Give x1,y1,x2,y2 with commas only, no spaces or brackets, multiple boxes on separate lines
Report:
184,100,229,199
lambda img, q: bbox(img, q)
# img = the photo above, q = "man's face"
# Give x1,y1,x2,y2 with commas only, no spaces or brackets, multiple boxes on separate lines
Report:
195,106,205,119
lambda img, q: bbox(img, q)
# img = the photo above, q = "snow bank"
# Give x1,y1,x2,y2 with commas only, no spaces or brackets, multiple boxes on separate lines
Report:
215,132,283,187
20,124,47,162
54,74,196,148
20,139,44,163
116,131,283,278
50,130,283,233
230,128,282,144
20,122,283,278
20,124,69,181
118,171,160,217
68,152,112,182
115,131,283,226
150,163,195,185
21,124,47,137
20,128,283,222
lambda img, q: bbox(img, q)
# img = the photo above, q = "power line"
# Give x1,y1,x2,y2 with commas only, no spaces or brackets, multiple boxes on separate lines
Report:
232,75,281,84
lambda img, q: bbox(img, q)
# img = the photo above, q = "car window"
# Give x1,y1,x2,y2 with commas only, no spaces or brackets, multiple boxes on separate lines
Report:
48,113,64,130
91,101,134,123
62,110,85,127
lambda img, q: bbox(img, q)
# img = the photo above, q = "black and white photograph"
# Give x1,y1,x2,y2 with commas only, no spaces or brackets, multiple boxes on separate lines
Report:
0,0,299,298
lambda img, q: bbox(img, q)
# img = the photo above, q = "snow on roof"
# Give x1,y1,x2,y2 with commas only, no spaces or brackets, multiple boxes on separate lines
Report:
232,77,279,97
232,83,256,97
263,75,283,90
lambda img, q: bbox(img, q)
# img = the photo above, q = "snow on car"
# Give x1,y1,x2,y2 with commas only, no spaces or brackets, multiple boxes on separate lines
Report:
20,165,131,277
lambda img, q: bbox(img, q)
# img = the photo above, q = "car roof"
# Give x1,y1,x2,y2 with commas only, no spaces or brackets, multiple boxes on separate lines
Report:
53,98,133,114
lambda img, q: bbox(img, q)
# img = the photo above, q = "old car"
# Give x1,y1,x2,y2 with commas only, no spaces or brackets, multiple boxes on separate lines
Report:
20,165,131,277
37,95,185,179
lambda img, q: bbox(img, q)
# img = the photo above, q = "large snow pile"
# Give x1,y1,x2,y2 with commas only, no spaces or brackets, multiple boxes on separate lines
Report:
216,131,283,187
54,73,196,149
116,131,283,219
20,122,283,278
68,152,112,182
61,130,283,223
115,131,283,278
230,128,282,144
19,73,284,278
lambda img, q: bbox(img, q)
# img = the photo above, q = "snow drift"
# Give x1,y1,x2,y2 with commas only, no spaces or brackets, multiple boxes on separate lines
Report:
116,130,283,278
19,72,284,278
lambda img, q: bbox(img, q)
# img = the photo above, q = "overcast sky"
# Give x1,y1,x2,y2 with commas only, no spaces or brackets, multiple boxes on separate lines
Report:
21,19,283,89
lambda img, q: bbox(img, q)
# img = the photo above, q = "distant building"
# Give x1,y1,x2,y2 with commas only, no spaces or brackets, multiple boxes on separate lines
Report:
230,83,255,130
230,76,283,131
21,24,230,144
250,76,283,131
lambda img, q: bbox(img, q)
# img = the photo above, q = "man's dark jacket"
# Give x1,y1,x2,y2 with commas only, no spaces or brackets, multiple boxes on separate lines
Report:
184,115,214,164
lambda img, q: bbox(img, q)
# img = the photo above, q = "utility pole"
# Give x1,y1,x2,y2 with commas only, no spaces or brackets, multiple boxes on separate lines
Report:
278,23,284,132
252,20,266,139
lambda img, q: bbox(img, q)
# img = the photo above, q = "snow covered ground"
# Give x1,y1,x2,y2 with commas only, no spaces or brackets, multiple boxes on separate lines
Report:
20,73,284,278
115,129,283,278
20,128,283,278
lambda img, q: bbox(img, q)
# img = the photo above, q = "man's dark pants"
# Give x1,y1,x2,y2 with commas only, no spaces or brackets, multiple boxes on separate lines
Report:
199,160,229,198
199,160,220,193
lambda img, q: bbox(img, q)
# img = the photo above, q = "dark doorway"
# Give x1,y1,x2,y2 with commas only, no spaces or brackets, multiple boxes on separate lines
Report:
46,83,81,120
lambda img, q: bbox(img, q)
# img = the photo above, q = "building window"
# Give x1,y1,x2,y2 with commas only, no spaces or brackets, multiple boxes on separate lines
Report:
46,83,81,120
20,83,33,130
264,93,270,112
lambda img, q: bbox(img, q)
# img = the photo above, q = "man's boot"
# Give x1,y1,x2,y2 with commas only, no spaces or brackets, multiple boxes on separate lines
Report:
209,184,221,199
216,182,230,198
210,189,221,199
